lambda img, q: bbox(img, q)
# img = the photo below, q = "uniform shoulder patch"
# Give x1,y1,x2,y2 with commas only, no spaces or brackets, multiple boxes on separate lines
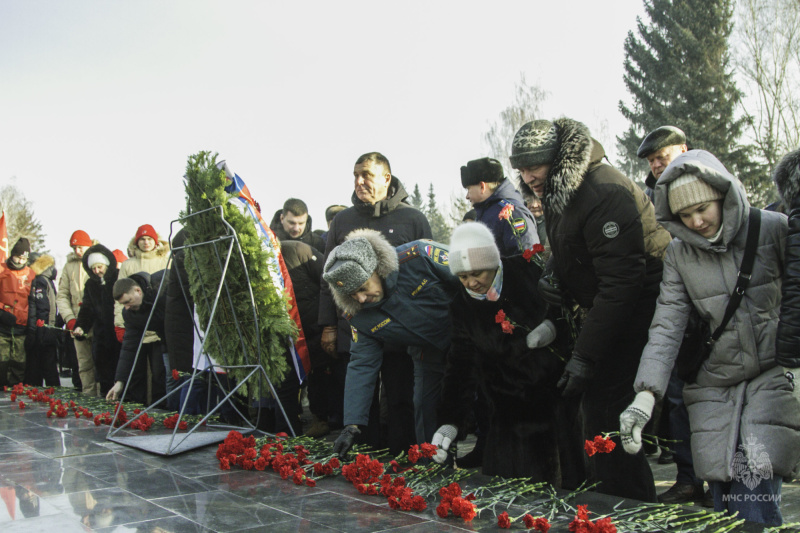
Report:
423,244,449,265
397,244,420,264
512,217,527,234
602,221,620,239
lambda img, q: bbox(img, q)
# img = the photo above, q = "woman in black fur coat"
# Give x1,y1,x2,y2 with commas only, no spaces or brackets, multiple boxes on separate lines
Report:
74,244,120,396
432,222,575,483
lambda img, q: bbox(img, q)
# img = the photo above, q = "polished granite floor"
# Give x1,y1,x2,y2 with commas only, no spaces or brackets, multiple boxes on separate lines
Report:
0,388,797,532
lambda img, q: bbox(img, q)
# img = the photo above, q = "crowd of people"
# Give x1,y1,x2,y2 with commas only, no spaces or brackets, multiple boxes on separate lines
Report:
1,119,799,526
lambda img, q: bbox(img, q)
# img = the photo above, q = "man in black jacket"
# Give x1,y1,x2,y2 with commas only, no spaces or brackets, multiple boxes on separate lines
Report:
511,118,671,502
106,271,166,405
269,198,325,252
318,152,431,454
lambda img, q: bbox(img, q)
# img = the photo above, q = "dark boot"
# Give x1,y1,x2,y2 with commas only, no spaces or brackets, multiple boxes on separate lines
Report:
657,482,705,504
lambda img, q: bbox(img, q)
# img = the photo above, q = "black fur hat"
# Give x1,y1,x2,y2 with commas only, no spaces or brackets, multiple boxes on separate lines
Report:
637,126,687,158
460,157,504,187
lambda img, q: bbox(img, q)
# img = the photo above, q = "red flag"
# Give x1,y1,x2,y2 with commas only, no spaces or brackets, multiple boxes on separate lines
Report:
0,212,8,263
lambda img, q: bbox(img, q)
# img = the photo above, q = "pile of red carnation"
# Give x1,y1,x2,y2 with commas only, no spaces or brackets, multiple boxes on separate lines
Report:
215,431,338,488
569,505,616,533
436,482,477,522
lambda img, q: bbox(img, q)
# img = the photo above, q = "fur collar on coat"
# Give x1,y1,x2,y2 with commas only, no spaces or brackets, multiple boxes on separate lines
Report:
29,254,56,278
329,228,398,317
126,233,170,260
774,148,800,206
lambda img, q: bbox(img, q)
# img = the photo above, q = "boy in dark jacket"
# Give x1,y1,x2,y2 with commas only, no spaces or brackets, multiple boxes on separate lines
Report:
25,253,60,387
461,156,539,255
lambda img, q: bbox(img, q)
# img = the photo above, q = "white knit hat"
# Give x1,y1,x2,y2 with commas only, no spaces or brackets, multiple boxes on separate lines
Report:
448,222,501,275
87,253,110,269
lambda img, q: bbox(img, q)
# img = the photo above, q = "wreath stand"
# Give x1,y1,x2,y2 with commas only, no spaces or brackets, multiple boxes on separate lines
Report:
107,206,297,455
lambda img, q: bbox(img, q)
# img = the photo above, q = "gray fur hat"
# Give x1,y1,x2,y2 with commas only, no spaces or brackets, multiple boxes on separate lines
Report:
461,157,504,187
448,222,501,275
510,120,559,169
637,126,687,158
323,237,378,295
773,147,800,207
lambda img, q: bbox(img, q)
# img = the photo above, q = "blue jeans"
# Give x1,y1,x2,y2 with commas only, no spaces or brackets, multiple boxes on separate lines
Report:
709,477,783,526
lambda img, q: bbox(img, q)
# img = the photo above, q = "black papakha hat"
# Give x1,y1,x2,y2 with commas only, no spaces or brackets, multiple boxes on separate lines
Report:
637,126,687,158
460,157,504,188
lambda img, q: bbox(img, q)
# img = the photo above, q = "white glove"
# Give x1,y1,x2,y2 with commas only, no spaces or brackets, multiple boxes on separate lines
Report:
526,319,557,349
619,391,655,454
430,424,458,464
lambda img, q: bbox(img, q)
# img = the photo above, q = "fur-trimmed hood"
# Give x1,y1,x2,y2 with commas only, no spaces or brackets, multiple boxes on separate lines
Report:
515,118,600,216
81,244,119,285
29,254,56,279
126,233,170,260
773,148,800,206
329,228,398,317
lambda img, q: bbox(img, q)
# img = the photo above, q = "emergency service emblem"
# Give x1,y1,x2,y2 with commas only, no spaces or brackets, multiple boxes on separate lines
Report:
424,245,449,265
602,222,620,239
351,326,358,343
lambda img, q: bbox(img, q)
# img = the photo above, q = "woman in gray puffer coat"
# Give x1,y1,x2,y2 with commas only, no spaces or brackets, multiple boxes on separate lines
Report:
619,150,800,526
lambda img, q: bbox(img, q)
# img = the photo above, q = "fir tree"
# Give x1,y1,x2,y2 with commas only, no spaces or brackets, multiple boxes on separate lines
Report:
410,184,424,210
618,0,763,198
425,184,451,243
0,184,47,253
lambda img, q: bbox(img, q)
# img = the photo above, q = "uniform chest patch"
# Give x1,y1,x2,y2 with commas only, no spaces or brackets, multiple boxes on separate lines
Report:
351,326,358,343
371,318,391,333
602,222,620,239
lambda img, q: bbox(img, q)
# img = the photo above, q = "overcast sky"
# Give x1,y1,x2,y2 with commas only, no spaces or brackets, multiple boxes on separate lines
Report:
0,0,645,267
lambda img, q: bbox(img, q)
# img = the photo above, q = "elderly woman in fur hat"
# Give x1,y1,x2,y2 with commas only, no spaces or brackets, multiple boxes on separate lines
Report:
620,150,799,526
322,229,460,458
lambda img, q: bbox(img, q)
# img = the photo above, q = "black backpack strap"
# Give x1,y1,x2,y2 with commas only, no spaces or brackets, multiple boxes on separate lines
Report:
709,207,762,342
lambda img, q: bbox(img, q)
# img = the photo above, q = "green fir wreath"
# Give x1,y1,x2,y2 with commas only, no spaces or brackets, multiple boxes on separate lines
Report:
180,151,296,396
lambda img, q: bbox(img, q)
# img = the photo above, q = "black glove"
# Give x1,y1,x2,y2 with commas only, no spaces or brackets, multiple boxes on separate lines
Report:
538,272,565,308
332,425,361,459
0,309,17,328
557,353,594,397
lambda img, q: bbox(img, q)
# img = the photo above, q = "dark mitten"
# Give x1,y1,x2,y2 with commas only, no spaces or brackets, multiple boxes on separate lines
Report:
332,425,361,459
557,353,594,397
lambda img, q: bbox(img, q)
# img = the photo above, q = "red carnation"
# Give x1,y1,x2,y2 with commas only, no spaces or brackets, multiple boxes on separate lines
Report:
499,204,514,220
172,369,180,381
501,320,515,334
495,310,507,323
497,511,511,529
584,439,597,457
